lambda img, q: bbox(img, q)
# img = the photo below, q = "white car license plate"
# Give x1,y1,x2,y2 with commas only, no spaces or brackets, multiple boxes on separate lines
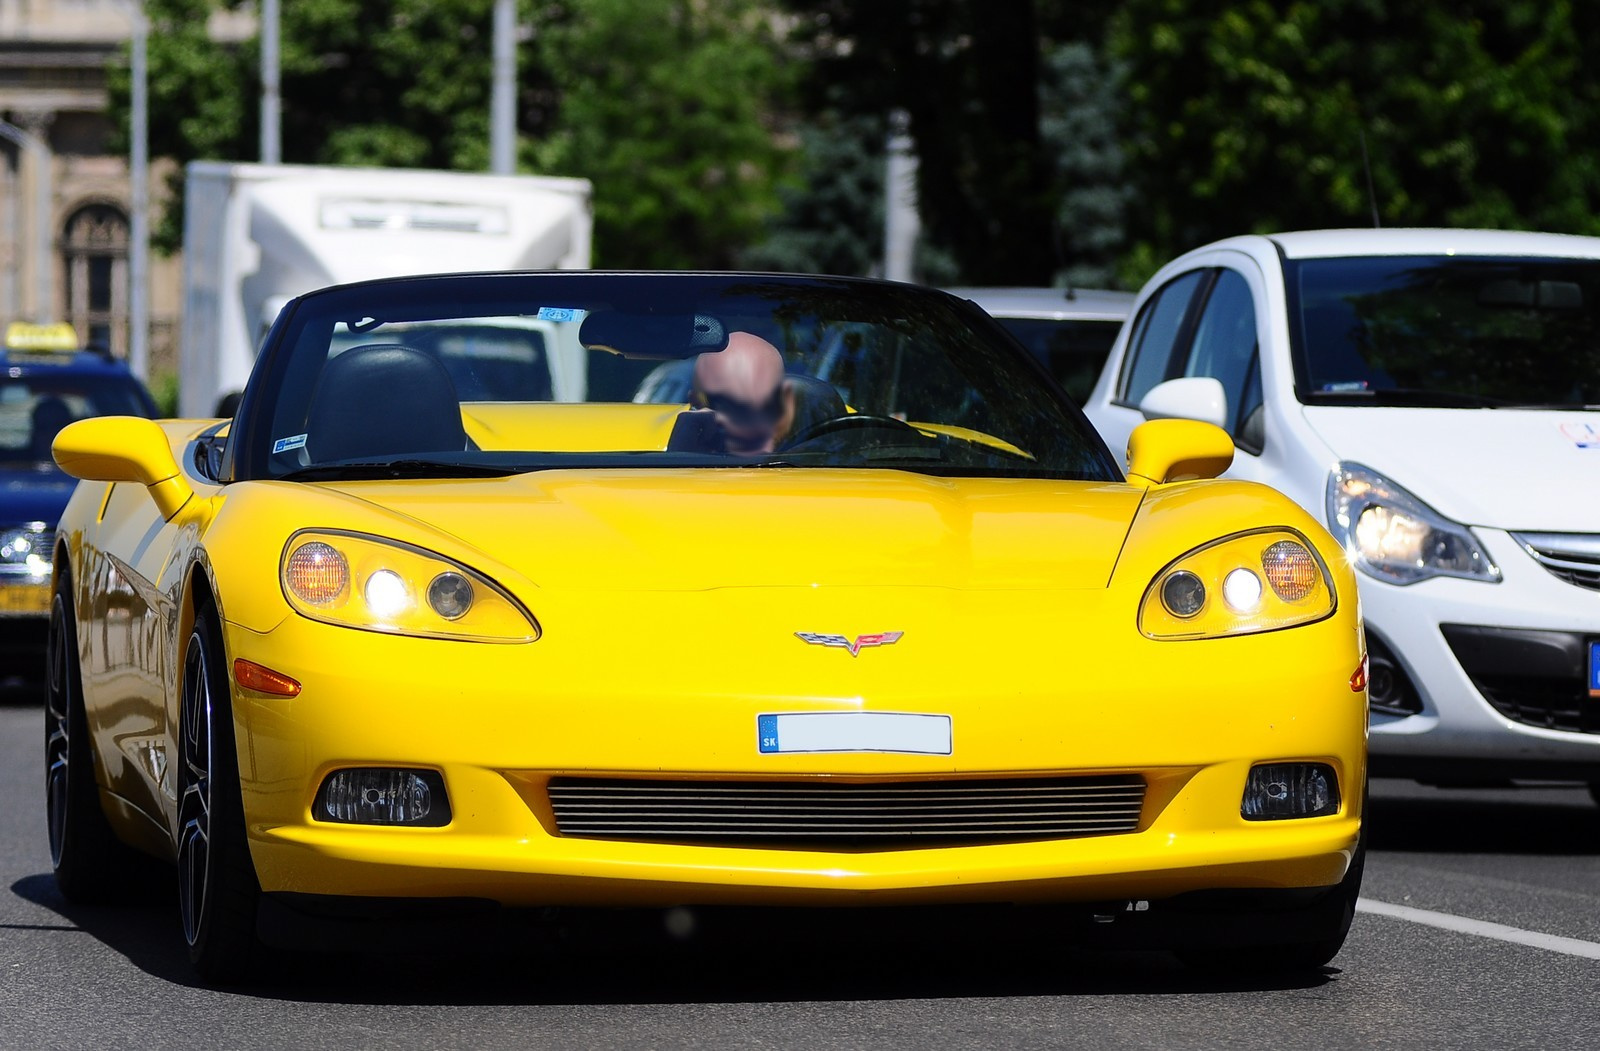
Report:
757,712,952,755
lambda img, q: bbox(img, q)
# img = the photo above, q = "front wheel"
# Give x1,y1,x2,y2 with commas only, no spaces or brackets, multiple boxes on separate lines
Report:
177,610,264,983
1179,839,1365,974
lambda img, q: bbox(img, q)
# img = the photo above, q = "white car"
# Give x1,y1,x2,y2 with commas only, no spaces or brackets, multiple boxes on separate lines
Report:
948,287,1134,403
1083,229,1600,793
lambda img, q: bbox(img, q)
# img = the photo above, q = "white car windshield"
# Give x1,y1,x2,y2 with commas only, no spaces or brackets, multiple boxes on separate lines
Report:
1289,255,1600,408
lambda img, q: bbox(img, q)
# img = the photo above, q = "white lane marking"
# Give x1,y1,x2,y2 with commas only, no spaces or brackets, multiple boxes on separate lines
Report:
1358,898,1600,960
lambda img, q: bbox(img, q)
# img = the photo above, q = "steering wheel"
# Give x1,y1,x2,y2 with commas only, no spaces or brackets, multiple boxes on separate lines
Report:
782,412,921,448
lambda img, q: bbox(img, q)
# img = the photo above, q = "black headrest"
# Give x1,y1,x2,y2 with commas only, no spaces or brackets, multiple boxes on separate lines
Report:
307,344,466,462
579,312,728,359
784,373,847,433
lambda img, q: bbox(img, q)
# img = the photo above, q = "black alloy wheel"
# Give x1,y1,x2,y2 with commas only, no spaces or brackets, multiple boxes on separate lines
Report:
177,610,264,983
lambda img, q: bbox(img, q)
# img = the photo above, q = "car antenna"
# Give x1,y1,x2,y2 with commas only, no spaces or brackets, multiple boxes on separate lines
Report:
1359,128,1381,228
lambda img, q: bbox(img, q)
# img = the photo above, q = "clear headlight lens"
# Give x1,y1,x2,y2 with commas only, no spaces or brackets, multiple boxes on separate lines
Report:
1325,463,1500,585
1140,529,1335,640
280,530,538,642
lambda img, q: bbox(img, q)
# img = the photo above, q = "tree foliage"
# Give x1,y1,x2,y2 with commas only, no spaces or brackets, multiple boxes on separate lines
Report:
1109,0,1600,283
780,0,1060,285
110,0,789,267
527,0,791,268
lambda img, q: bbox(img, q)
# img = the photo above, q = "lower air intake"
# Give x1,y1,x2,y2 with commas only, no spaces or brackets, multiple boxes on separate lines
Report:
547,775,1146,848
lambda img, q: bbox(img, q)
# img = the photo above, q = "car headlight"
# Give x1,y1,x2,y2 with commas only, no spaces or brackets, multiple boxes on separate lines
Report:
1139,529,1335,640
280,530,538,642
0,522,53,577
1324,463,1500,585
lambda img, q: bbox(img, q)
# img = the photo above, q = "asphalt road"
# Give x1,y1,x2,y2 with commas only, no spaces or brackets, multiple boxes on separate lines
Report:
2,692,1598,1051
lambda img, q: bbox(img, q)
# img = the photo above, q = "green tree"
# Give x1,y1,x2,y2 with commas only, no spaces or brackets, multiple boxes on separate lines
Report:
110,0,789,267
527,0,792,268
1110,0,1600,284
780,0,1059,285
1039,41,1129,288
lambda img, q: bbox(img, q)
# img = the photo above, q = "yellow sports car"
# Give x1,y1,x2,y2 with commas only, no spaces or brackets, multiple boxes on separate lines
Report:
46,273,1366,982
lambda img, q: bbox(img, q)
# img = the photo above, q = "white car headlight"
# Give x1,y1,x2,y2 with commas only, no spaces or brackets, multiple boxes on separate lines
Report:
1325,463,1499,585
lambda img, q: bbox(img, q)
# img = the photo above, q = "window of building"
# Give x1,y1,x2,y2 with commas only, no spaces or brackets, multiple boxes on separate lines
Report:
62,203,129,355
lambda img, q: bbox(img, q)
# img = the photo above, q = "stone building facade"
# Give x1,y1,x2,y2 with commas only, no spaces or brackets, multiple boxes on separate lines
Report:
0,0,187,377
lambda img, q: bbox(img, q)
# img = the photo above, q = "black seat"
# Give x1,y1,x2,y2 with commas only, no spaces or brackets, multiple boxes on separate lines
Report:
783,373,847,437
307,344,467,462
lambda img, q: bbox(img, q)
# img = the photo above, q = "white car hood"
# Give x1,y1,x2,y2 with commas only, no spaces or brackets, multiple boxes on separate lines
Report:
1301,406,1600,531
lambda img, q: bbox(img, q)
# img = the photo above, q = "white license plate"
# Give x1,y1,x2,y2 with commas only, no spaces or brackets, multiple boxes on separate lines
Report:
757,712,952,755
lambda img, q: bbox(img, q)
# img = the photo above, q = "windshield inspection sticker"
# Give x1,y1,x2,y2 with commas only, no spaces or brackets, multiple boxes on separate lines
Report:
272,433,308,454
1560,422,1600,449
536,306,582,322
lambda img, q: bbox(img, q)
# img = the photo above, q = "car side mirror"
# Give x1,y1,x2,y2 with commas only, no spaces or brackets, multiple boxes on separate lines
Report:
53,416,196,521
1125,418,1235,485
1138,376,1228,430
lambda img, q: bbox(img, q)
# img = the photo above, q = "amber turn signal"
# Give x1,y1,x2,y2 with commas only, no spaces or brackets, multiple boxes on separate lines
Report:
233,658,302,697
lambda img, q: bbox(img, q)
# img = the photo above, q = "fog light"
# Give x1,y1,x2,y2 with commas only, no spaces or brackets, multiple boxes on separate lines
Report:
1160,570,1206,618
427,571,474,620
314,768,450,826
1241,763,1339,820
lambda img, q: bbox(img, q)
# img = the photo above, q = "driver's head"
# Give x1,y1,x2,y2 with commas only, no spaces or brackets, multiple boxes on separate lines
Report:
690,332,793,454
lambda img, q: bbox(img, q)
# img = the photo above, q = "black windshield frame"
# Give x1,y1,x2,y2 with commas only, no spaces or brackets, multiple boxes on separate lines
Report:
223,272,1122,484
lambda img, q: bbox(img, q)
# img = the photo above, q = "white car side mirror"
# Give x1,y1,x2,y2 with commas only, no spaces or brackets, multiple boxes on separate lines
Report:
1138,377,1228,430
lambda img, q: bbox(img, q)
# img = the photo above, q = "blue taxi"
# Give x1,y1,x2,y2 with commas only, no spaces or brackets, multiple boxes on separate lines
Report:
2,323,156,679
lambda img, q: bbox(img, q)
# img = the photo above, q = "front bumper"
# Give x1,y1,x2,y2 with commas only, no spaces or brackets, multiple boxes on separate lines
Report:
1365,527,1600,775
224,591,1366,908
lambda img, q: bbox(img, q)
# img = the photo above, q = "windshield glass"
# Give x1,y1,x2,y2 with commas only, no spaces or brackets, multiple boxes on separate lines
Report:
993,317,1123,403
0,372,153,469
1288,255,1600,408
235,274,1118,482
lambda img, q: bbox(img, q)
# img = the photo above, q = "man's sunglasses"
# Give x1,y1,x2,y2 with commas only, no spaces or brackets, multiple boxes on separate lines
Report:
692,388,784,424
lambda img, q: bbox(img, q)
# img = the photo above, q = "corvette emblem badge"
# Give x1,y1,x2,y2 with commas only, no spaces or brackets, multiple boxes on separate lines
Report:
795,631,904,656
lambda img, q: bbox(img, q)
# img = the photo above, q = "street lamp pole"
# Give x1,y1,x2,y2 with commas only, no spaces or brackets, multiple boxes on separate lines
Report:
490,0,515,175
129,3,149,378
261,0,281,164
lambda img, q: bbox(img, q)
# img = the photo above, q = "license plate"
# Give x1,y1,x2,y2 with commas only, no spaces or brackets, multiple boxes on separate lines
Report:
1590,642,1600,698
0,580,50,615
757,712,952,755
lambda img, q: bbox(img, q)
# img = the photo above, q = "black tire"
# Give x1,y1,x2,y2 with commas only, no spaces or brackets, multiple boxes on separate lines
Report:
177,608,264,984
1179,838,1366,974
46,573,140,902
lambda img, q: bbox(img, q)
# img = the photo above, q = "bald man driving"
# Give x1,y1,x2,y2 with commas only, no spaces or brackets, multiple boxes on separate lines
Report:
684,331,796,455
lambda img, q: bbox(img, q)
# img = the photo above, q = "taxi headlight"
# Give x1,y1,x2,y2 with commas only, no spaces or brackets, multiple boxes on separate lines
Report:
280,530,538,642
1140,529,1335,640
1325,462,1499,585
1,523,52,577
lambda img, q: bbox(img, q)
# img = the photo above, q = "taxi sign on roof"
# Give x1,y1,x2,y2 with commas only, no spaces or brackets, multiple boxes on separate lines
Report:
5,321,78,352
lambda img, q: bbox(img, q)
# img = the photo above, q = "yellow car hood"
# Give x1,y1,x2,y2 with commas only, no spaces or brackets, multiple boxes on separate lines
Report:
313,469,1146,592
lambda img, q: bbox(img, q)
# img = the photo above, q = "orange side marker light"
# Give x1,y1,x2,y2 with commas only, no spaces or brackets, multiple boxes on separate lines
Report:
1349,654,1368,693
234,658,302,697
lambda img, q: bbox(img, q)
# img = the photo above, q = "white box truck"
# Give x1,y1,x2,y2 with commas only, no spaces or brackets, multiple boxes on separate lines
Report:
179,162,594,417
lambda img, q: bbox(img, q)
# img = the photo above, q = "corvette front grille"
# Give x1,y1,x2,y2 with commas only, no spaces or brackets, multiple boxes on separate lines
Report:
546,775,1147,848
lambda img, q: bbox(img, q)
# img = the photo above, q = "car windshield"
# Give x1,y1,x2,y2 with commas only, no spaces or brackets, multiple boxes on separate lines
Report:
1288,255,1600,408
0,372,153,469
234,274,1119,482
992,317,1124,403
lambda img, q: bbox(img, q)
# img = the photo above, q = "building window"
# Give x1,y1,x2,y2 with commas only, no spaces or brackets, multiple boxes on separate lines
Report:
62,203,129,355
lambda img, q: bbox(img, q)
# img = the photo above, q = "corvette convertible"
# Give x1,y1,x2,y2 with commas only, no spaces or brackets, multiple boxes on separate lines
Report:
46,272,1367,982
